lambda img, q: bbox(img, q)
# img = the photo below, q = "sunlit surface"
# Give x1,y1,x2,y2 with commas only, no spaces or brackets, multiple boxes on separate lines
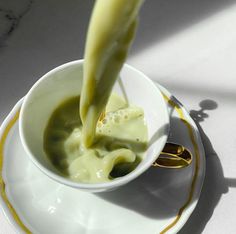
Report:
1,1,236,233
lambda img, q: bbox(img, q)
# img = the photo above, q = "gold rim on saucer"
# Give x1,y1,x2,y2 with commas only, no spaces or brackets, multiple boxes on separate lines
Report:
0,92,201,234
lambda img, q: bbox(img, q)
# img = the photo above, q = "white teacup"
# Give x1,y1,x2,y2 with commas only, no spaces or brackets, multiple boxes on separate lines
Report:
19,60,169,192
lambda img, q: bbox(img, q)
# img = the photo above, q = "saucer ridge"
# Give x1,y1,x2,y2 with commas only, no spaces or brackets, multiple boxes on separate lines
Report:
0,87,205,234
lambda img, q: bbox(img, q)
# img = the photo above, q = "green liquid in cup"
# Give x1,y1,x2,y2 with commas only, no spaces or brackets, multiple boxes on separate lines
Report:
44,94,147,183
44,0,145,183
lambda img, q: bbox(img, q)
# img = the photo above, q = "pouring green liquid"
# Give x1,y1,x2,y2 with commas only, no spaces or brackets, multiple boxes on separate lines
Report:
80,0,144,147
44,0,146,183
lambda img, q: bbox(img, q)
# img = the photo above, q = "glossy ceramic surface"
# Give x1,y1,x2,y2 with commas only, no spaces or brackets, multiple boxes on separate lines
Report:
19,61,169,192
0,86,205,234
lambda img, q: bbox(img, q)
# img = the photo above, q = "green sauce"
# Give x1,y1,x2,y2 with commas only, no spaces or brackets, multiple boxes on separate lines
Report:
44,94,147,183
44,0,146,183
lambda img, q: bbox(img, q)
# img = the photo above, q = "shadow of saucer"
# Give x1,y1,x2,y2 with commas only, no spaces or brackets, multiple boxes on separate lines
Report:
97,110,199,220
98,153,195,219
97,98,236,231
179,99,234,234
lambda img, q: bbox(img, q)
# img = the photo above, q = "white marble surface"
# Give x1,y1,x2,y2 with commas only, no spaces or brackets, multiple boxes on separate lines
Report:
0,0,236,233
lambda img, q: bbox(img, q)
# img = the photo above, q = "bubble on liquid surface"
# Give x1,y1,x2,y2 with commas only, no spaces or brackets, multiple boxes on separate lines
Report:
114,115,120,123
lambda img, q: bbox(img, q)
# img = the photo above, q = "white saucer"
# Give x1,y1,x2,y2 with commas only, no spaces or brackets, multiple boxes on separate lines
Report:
0,86,205,234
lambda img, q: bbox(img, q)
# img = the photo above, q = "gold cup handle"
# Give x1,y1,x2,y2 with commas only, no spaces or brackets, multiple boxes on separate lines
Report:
152,142,193,169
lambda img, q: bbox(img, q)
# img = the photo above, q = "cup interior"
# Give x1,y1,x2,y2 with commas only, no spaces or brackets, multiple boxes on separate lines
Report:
19,60,169,191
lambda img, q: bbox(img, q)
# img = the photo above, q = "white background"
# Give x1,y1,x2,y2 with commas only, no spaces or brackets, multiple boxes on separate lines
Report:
0,0,236,233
